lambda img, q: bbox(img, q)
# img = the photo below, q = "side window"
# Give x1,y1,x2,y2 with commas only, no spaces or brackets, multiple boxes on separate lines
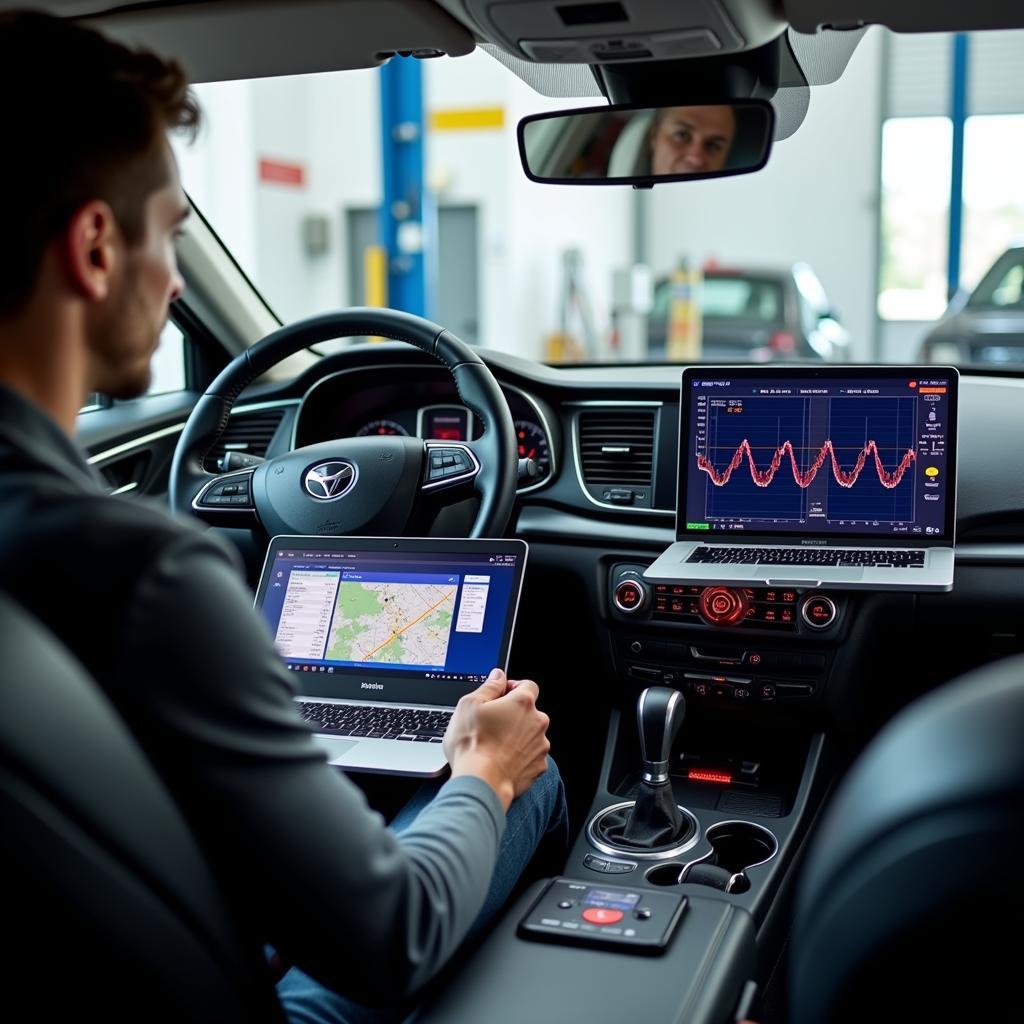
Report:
991,263,1024,307
79,321,188,413
147,321,187,396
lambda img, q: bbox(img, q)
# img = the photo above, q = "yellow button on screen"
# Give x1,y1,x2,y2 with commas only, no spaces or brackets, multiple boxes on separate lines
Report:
925,466,940,478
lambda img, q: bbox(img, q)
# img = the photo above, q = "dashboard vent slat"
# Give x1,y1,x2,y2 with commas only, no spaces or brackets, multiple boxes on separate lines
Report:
205,408,285,471
578,409,656,486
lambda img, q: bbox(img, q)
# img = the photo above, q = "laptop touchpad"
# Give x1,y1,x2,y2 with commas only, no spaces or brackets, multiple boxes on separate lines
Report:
311,735,360,763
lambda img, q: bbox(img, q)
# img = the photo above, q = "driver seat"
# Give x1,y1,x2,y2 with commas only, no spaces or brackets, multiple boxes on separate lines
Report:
0,591,284,1022
790,654,1024,1022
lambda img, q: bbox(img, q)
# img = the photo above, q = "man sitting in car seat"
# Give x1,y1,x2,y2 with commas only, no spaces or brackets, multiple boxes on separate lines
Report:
0,11,568,1024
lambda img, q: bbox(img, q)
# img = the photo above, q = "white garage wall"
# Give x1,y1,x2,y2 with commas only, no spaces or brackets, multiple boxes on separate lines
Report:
644,27,885,360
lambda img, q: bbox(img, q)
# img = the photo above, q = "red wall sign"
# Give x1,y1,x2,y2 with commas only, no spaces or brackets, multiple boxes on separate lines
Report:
259,158,306,187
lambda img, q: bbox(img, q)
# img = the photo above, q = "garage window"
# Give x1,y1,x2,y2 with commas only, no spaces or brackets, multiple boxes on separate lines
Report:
961,114,1024,292
877,116,952,321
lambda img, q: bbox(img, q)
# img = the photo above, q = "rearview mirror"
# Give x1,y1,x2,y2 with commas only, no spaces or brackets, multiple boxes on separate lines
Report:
518,100,774,186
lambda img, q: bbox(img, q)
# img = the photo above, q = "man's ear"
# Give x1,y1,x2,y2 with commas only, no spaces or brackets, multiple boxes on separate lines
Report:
64,201,118,302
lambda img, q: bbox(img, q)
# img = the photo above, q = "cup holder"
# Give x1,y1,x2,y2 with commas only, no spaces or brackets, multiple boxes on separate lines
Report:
644,821,778,892
645,863,686,887
705,820,778,874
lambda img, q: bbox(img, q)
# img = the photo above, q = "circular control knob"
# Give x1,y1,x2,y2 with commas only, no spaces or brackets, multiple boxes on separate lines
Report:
801,594,837,629
614,578,650,614
699,586,748,627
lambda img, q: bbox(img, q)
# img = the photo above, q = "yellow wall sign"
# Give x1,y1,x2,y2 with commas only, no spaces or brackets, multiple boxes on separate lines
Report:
430,107,505,132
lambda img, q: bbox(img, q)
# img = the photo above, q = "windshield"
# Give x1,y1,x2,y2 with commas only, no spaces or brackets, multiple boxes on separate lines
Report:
176,28,1024,368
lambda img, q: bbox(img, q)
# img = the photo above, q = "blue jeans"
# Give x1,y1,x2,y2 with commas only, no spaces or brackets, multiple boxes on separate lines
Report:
276,758,568,1024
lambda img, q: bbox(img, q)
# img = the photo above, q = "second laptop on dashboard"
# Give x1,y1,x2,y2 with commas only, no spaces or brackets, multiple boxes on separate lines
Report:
646,366,958,591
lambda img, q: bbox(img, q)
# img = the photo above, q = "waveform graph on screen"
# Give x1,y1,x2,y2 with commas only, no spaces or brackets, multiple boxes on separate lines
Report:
695,393,918,525
824,396,917,523
700,396,813,523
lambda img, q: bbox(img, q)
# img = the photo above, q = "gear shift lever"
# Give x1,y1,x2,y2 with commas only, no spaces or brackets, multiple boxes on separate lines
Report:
639,686,686,785
592,686,693,851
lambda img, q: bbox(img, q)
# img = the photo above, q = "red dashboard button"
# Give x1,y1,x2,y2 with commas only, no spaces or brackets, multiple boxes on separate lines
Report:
699,586,748,626
801,596,837,629
582,907,624,925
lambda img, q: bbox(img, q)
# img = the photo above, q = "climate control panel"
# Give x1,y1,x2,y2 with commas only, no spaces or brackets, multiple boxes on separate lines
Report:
651,585,835,630
607,563,840,707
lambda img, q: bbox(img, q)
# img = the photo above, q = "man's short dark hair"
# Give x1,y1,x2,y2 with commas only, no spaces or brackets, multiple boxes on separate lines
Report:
0,11,200,315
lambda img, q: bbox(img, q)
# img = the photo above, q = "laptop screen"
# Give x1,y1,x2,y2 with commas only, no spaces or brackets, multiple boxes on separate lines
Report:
255,537,527,706
678,367,958,543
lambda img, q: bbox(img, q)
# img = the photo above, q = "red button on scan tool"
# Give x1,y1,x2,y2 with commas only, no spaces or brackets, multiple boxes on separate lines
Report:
582,907,624,926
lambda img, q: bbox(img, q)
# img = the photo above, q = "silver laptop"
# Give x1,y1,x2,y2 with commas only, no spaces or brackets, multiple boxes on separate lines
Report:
255,536,528,776
645,366,958,592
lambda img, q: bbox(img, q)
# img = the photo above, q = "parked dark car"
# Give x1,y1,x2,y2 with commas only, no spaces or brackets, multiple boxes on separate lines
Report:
648,263,851,360
921,242,1024,366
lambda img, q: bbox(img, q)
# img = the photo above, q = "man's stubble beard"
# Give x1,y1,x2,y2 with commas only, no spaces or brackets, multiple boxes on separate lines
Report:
89,261,158,401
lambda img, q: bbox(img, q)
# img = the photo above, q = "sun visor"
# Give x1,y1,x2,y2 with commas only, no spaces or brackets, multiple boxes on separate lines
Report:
81,0,475,83
784,0,1024,33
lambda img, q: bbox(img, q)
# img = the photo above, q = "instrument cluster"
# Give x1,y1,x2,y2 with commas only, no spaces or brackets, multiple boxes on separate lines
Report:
293,369,556,493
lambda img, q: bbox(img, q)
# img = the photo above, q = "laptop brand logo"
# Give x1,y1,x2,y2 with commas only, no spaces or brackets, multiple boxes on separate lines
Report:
360,682,384,691
304,461,356,501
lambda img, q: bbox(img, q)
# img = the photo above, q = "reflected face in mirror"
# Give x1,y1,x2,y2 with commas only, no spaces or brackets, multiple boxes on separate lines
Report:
649,106,737,175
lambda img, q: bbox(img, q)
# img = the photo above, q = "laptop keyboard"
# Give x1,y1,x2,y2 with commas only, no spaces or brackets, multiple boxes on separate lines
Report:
687,546,927,568
298,702,452,742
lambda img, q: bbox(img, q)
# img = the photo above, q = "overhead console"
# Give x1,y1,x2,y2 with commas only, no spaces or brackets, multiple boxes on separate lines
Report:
451,0,787,63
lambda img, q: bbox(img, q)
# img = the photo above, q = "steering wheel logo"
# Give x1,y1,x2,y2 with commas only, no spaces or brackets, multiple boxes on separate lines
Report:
304,461,357,501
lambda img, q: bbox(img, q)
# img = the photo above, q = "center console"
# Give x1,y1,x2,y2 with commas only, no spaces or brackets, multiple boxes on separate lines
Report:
415,679,832,1024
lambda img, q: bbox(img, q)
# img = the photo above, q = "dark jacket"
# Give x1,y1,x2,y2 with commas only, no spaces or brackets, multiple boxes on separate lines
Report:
0,384,505,1004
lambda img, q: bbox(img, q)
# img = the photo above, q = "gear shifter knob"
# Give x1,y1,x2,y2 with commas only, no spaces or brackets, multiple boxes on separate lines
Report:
638,687,686,784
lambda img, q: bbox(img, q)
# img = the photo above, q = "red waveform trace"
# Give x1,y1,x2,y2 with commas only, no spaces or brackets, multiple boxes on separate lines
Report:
697,439,917,490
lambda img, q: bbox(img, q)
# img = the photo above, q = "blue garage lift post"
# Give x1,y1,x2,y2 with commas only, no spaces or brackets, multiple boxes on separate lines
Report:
378,56,436,319
947,33,969,297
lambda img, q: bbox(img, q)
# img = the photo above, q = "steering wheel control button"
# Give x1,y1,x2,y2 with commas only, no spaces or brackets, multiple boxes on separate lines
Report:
582,908,624,926
196,471,255,511
801,595,838,629
699,586,748,626
614,579,650,614
423,443,480,489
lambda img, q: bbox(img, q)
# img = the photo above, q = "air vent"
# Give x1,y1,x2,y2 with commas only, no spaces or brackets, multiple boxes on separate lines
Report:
578,409,655,486
204,408,285,471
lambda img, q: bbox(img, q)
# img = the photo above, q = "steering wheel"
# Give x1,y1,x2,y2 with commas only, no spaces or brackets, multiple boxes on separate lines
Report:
169,309,518,539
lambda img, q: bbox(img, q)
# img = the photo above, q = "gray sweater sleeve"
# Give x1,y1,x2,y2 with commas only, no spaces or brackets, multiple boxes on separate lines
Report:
115,530,506,1004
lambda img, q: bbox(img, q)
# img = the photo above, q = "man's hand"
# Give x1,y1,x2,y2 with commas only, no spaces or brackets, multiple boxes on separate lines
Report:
444,668,551,812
